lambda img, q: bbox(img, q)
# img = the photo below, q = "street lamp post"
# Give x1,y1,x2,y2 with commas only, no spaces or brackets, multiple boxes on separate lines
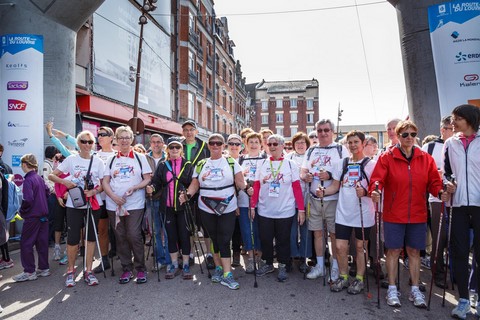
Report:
336,103,344,142
131,0,157,137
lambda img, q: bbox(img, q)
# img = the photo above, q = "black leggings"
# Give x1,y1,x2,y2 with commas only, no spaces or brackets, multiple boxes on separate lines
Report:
66,207,100,245
1,242,10,261
258,215,294,265
165,208,191,256
200,210,236,258
451,206,480,299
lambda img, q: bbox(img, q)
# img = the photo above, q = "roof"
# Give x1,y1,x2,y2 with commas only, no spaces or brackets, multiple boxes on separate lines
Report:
255,79,318,94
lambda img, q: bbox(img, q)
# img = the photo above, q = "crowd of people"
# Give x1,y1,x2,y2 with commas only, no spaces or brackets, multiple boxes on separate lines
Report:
0,104,479,319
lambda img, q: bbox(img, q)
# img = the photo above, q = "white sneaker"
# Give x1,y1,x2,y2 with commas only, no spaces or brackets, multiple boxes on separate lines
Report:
36,269,51,277
386,288,401,307
306,265,325,279
451,298,472,319
409,288,426,308
53,246,61,261
330,267,340,282
12,272,38,282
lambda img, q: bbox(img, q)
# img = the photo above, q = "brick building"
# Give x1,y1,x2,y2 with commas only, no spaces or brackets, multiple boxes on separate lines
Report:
247,79,319,139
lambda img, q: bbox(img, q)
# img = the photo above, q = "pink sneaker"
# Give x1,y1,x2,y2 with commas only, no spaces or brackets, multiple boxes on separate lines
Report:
0,259,14,270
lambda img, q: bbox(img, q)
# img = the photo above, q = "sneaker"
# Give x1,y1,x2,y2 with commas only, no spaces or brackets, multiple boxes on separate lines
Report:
331,267,340,282
470,292,478,308
182,265,193,280
255,263,274,277
221,273,239,290
53,247,61,261
211,267,223,283
36,269,51,277
232,251,241,267
386,288,402,307
306,265,325,279
0,259,14,270
409,288,426,308
12,272,38,282
65,271,76,287
434,273,447,289
331,277,349,292
451,298,472,319
165,264,180,279
84,271,99,286
421,256,431,270
403,256,409,270
119,271,133,284
206,256,215,270
93,256,111,274
136,271,147,284
277,263,288,282
348,279,364,295
59,254,68,265
245,258,255,274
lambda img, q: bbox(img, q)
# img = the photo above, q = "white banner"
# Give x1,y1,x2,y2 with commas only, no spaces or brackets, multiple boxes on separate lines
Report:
428,1,480,116
0,34,44,188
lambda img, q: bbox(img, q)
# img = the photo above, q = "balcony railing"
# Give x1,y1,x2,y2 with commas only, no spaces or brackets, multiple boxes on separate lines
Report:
189,31,199,48
206,55,213,69
197,82,204,95
206,89,213,101
188,71,198,86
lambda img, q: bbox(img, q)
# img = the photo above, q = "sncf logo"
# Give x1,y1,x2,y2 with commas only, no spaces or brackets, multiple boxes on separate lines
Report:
464,74,479,81
8,99,27,111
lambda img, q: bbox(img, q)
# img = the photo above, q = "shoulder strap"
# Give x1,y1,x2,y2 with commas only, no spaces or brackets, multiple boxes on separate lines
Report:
339,157,370,184
336,145,343,158
427,142,435,155
134,152,143,174
227,157,235,176
359,157,371,185
109,156,115,170
195,158,207,175
339,157,350,182
192,140,206,166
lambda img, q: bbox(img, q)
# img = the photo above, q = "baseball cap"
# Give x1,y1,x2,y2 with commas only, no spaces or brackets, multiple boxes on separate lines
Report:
182,120,197,129
167,136,183,146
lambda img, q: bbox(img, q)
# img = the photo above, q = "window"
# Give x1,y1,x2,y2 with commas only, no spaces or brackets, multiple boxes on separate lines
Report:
307,113,314,123
277,127,284,136
262,115,268,124
276,113,284,123
291,113,297,124
290,98,297,108
276,99,282,108
261,101,268,110
291,127,297,136
188,51,195,72
188,92,195,119
307,99,314,110
222,62,227,79
189,12,195,31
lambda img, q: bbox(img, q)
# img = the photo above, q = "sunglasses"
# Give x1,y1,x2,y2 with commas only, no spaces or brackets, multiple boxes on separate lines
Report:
267,142,280,147
80,140,94,145
309,135,317,139
400,132,417,138
317,128,331,133
228,142,241,146
97,133,111,137
285,147,293,150
168,145,182,150
208,141,223,146
117,136,132,140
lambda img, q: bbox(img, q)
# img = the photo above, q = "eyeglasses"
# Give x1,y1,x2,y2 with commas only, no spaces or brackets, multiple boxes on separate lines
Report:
208,141,223,146
309,135,317,139
80,140,94,145
400,132,417,138
168,145,182,150
267,142,280,147
117,136,132,140
317,128,331,133
285,147,293,150
228,142,241,146
97,133,111,137
442,127,453,131
183,128,196,133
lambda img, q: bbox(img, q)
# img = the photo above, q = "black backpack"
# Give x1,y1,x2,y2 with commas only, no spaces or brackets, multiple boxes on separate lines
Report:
339,157,371,184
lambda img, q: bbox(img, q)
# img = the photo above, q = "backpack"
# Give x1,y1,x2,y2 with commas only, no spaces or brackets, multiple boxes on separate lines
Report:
0,175,20,222
109,152,143,173
426,138,443,156
339,157,371,185
306,144,343,161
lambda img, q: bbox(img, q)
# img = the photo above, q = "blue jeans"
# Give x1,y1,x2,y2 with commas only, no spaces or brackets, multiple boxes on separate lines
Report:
238,207,261,251
290,210,312,258
149,200,171,265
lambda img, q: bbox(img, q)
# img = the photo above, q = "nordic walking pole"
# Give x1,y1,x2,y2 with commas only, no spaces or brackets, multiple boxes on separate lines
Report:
427,198,446,310
357,181,371,299
89,202,106,279
303,183,311,280
246,180,258,288
375,181,381,309
84,206,89,277
148,197,160,282
319,171,330,286
180,188,204,276
443,175,455,307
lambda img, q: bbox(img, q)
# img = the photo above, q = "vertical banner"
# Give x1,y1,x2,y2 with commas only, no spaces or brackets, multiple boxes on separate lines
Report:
428,1,480,117
0,34,44,187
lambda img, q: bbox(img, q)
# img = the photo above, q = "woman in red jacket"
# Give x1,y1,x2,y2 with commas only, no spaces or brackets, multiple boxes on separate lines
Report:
369,120,445,309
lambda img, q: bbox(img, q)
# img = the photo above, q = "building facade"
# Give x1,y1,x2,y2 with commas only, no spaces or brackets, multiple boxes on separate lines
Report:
248,79,319,140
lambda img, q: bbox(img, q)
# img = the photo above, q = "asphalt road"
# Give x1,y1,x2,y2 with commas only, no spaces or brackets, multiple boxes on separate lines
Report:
0,244,469,320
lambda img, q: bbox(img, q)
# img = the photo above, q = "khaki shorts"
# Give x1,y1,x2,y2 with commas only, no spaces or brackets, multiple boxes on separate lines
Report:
307,197,337,233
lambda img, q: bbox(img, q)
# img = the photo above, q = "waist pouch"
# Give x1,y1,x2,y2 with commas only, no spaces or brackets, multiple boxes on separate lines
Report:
68,186,86,208
201,194,234,216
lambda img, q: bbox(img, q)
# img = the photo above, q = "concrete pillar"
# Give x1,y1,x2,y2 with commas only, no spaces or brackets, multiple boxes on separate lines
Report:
0,0,104,140
388,0,446,138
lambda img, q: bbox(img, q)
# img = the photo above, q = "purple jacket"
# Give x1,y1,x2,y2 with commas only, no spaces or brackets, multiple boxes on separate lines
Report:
19,170,49,219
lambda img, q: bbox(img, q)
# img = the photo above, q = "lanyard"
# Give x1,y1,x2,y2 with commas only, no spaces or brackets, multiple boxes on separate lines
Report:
269,160,283,181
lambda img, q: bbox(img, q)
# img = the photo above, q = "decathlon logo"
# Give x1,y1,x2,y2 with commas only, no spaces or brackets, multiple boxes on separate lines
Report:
7,99,27,111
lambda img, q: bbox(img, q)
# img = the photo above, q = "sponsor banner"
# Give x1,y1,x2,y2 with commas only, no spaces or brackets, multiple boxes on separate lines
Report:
0,34,44,186
428,1,480,117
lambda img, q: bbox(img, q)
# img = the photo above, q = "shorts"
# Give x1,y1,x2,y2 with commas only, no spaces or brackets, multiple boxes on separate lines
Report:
307,197,336,233
66,207,100,245
54,200,67,232
335,223,371,241
384,222,426,250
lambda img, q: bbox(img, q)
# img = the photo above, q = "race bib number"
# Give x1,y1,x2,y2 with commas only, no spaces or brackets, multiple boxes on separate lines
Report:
248,166,257,181
210,168,223,181
346,164,361,187
269,182,280,198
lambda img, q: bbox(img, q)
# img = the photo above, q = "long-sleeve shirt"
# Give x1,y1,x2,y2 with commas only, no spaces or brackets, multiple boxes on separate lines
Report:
19,170,49,219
